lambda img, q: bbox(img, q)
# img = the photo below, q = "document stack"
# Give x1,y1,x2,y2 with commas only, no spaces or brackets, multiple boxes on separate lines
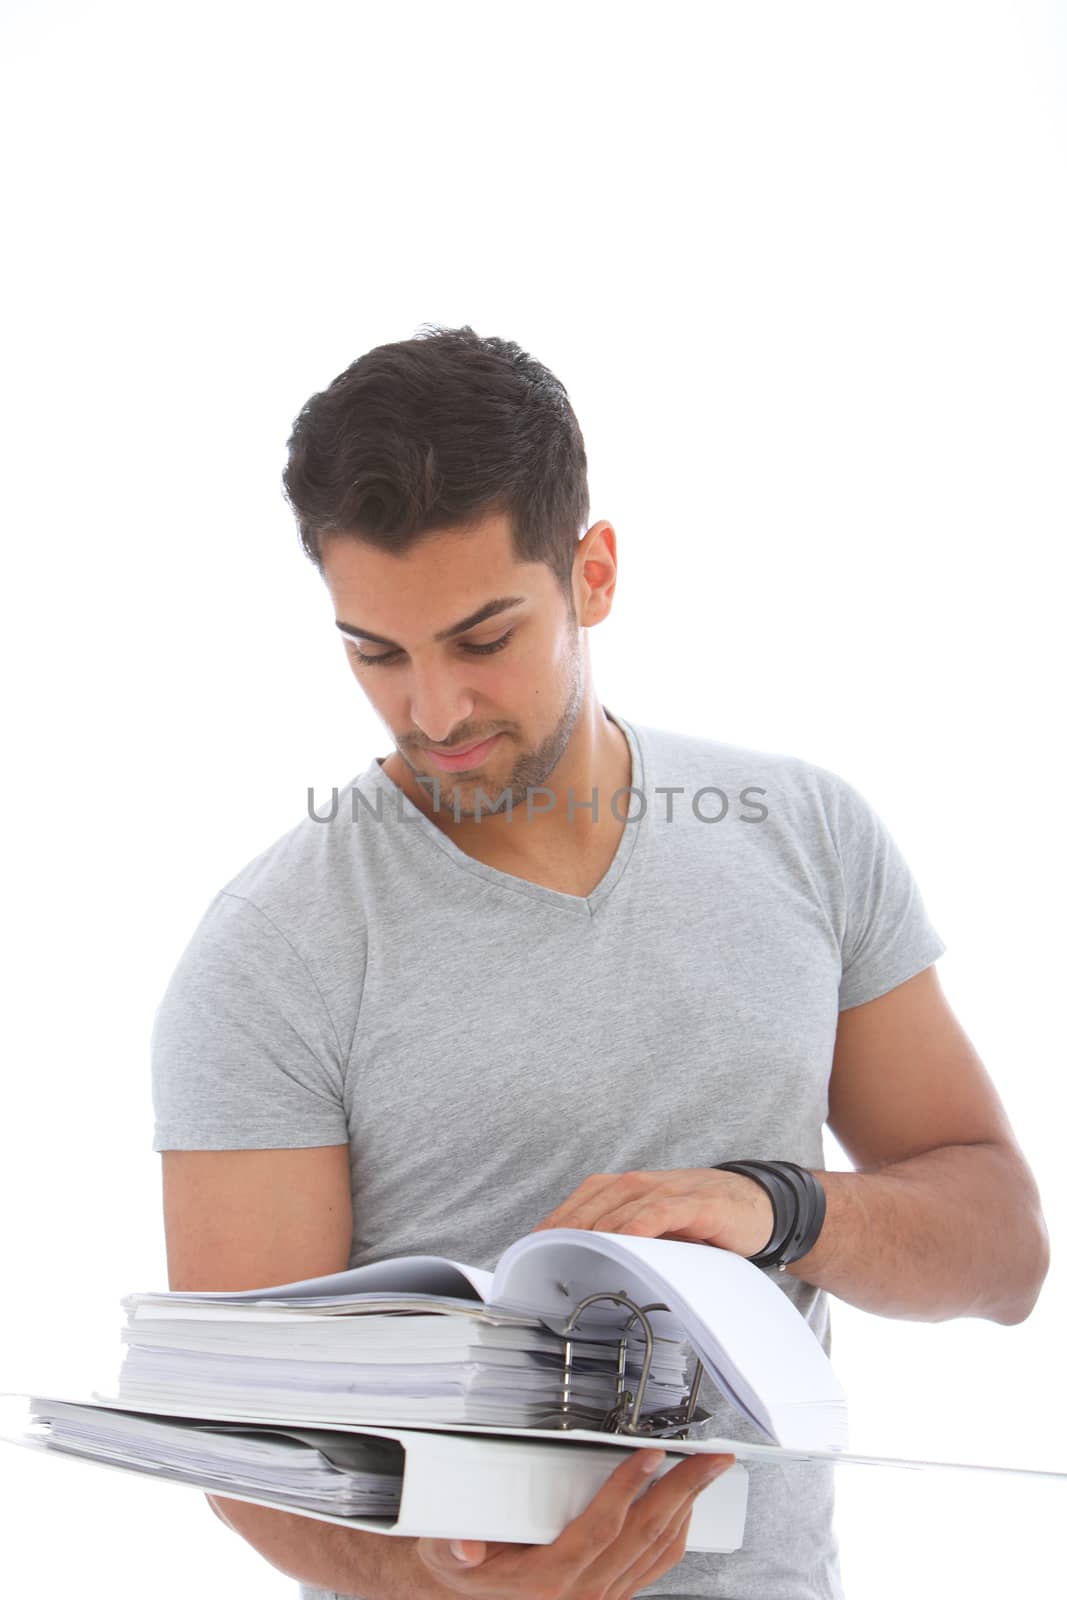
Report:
0,1227,854,1549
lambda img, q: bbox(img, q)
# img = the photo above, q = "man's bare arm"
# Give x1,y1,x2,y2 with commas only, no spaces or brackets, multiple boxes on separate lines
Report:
784,966,1050,1323
788,1141,1046,1322
159,1146,443,1596
205,1493,455,1599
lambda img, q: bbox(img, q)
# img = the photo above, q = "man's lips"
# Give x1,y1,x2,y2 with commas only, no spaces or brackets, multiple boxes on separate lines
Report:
421,732,503,771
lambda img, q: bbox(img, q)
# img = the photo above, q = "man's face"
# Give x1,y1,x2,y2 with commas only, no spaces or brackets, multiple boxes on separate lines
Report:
320,512,586,817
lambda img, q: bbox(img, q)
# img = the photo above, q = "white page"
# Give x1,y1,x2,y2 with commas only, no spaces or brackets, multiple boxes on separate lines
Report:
126,1256,492,1304
491,1229,847,1450
127,1292,512,1322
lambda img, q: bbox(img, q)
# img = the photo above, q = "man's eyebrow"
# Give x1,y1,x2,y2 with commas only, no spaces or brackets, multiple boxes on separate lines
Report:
334,595,527,648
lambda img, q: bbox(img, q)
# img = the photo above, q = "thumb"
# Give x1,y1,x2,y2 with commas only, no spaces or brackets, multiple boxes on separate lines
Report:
448,1540,486,1565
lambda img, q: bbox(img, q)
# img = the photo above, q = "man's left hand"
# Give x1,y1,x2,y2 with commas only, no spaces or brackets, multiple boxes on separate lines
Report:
529,1168,774,1257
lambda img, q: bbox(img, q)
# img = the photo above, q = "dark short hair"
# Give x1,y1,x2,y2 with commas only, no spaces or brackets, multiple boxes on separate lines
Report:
282,323,589,614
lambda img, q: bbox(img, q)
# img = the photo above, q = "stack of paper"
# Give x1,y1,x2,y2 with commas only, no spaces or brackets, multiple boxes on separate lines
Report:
111,1291,696,1430
94,1229,849,1450
22,1397,405,1518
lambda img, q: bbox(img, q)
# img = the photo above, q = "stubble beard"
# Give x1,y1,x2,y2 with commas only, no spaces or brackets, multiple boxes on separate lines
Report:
432,625,585,821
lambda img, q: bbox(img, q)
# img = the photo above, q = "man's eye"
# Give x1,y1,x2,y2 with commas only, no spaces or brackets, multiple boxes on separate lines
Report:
350,628,516,667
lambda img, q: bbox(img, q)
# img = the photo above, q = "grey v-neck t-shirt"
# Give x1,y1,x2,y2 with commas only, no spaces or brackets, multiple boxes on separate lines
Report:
150,709,946,1599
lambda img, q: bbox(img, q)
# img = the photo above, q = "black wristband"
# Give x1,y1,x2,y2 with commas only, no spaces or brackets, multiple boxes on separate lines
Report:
765,1161,824,1267
714,1160,797,1267
776,1161,826,1265
776,1161,815,1259
713,1160,826,1270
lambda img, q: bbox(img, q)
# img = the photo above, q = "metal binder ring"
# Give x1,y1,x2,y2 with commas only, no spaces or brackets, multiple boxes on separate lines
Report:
556,1291,707,1438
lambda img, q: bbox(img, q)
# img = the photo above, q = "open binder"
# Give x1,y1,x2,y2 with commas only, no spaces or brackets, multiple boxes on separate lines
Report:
105,1228,850,1450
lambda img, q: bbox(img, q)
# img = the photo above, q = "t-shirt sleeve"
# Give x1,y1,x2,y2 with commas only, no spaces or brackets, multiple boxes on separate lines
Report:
150,889,350,1151
824,772,947,1011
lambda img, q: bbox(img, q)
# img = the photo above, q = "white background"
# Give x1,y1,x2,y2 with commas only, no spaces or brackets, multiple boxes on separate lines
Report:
1,2,1064,1594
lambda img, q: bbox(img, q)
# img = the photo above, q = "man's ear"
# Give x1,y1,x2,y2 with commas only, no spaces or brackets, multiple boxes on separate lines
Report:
573,519,618,625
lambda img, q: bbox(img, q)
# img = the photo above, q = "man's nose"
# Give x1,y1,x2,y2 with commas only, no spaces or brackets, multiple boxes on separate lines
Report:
407,662,477,746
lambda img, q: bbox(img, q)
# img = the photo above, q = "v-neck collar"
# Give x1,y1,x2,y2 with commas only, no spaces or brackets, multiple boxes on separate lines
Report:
358,708,647,919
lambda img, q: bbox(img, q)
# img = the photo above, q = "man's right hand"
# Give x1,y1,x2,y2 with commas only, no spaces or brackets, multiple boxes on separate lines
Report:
415,1446,735,1598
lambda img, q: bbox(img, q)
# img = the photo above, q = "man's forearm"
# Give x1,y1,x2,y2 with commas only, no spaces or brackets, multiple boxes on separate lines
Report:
785,1141,1050,1324
206,1493,455,1599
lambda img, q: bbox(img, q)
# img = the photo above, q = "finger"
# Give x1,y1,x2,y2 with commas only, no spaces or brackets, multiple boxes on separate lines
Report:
546,1446,668,1569
415,1536,504,1576
577,1194,717,1239
416,1452,663,1587
608,1497,696,1600
449,1540,486,1566
550,1446,724,1588
641,1450,736,1508
536,1174,631,1229
607,1455,736,1598
542,1170,680,1230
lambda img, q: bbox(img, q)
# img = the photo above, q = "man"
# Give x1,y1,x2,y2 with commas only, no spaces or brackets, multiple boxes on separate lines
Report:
152,323,1049,1600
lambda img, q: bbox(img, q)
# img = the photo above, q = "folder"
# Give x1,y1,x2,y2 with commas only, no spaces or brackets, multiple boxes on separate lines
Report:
0,1393,751,1551
4,1391,1065,1557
